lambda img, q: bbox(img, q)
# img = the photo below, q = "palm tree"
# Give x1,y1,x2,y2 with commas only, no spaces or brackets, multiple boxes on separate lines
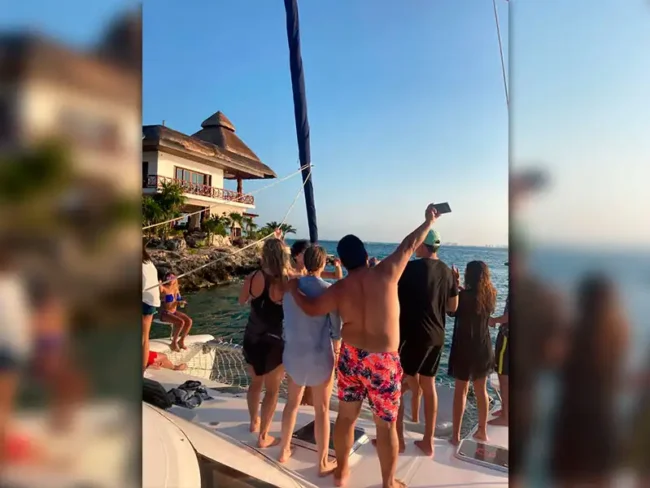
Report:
0,138,72,208
203,215,228,244
228,212,244,237
143,181,186,239
262,221,297,236
262,221,296,235
220,212,232,233
242,216,257,239
280,223,297,235
142,196,163,230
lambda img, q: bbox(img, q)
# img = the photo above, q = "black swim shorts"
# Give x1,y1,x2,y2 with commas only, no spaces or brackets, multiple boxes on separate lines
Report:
398,341,443,378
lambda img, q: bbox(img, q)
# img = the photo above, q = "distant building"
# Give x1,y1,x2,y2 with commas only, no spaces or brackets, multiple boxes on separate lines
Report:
0,11,141,195
142,111,276,233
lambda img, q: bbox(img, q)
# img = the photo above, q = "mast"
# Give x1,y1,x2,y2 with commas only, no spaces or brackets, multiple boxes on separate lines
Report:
283,0,318,243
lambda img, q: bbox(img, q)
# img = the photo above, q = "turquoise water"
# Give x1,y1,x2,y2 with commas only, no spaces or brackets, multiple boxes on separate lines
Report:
151,242,509,388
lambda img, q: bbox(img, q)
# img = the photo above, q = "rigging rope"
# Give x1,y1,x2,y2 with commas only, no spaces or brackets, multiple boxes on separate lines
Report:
142,163,313,230
144,168,313,291
492,0,509,107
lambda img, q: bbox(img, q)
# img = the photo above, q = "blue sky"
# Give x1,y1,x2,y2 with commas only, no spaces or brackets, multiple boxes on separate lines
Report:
4,1,646,246
140,0,510,245
511,0,650,248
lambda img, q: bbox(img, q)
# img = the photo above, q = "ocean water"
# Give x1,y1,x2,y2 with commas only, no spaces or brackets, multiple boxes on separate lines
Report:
151,242,509,389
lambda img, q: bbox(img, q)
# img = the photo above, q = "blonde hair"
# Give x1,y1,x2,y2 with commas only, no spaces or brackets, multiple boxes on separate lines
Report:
304,245,327,273
261,238,289,283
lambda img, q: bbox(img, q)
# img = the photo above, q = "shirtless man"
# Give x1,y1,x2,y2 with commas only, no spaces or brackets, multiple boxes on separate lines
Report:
288,204,439,488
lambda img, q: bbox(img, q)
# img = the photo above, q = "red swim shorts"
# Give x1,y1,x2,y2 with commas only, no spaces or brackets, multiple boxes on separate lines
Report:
147,351,158,367
336,342,403,422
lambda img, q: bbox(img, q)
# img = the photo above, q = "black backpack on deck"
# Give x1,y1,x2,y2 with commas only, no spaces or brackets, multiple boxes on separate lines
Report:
143,378,172,410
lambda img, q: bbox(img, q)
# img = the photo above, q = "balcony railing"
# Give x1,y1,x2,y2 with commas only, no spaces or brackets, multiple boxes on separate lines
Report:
143,175,254,205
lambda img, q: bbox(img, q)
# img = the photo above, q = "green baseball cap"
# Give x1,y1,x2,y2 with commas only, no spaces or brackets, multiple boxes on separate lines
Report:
424,229,441,247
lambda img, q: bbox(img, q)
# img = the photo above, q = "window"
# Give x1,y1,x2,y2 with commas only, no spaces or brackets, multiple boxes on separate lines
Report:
174,166,210,187
58,108,120,152
142,162,148,181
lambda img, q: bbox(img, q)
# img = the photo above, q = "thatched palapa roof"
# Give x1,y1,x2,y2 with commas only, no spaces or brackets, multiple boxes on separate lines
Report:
143,111,276,180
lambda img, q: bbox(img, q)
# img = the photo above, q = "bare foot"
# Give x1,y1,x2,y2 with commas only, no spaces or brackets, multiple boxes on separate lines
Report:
249,417,261,433
488,416,508,426
414,439,434,458
178,339,188,350
449,437,460,446
258,434,280,448
170,342,180,352
371,438,405,453
412,413,419,423
318,459,337,477
278,446,293,463
174,364,187,371
473,430,489,443
389,480,407,488
334,465,350,487
492,409,502,417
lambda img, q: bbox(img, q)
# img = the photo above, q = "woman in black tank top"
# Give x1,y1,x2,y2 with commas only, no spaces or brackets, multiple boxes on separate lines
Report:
238,237,289,448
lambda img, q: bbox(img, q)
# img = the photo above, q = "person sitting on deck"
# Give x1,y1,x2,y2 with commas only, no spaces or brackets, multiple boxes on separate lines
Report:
238,237,288,448
146,350,187,371
288,204,440,488
159,274,193,352
396,229,459,456
277,245,342,475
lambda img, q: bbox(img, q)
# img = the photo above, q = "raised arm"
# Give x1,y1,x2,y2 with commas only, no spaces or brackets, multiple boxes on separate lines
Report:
446,265,460,313
376,204,438,281
288,278,340,316
321,258,343,280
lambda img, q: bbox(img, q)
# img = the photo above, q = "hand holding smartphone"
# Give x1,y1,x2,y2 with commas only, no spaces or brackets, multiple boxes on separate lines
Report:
433,202,452,215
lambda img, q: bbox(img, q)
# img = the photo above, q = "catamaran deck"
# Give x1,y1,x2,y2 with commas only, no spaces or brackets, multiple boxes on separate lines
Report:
145,364,508,487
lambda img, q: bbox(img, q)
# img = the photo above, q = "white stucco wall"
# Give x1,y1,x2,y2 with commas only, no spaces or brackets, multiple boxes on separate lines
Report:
144,149,254,209
18,79,141,196
156,152,224,189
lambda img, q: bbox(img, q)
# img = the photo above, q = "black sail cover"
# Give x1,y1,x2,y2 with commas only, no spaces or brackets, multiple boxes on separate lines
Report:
284,0,318,243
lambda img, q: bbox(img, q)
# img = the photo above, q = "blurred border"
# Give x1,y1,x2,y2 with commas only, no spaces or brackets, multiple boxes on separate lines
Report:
0,3,142,486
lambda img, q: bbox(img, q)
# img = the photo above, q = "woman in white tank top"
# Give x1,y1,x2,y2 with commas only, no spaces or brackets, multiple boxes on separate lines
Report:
142,246,161,373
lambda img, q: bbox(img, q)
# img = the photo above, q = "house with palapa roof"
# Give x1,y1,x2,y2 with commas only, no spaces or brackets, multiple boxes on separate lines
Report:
142,111,276,232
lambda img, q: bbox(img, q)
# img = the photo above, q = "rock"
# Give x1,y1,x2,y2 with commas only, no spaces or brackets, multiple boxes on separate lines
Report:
209,235,231,247
144,237,165,249
165,237,187,252
147,243,261,292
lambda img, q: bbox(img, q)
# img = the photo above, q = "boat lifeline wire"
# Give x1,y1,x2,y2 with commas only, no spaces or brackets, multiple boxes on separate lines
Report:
143,168,312,292
142,162,313,231
492,0,509,107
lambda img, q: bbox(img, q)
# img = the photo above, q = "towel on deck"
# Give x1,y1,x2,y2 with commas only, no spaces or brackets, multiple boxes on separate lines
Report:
167,380,214,409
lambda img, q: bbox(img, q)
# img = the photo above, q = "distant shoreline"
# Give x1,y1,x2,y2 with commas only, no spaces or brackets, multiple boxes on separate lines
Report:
286,238,508,250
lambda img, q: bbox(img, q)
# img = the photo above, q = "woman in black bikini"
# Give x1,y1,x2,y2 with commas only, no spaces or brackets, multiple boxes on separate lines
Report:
447,260,497,445
238,236,289,448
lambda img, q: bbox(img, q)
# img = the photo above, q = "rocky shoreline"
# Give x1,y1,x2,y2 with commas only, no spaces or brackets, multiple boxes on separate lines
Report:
146,233,338,293
146,235,262,292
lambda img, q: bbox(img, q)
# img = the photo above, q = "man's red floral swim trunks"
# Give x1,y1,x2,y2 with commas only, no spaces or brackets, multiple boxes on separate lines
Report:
337,342,403,422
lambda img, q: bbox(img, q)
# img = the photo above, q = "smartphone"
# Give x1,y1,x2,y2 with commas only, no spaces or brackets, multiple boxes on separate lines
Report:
433,202,452,215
